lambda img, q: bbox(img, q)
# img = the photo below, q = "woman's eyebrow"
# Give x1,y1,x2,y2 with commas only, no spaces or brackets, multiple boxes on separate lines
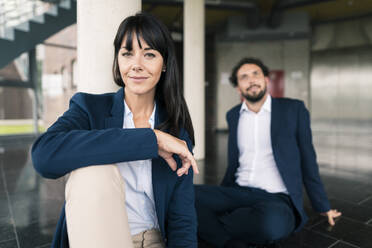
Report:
119,46,154,50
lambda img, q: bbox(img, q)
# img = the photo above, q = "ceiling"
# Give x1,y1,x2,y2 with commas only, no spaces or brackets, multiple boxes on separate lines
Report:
142,0,372,31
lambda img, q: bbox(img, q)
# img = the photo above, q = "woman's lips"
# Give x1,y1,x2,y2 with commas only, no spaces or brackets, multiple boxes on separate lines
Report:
129,76,148,83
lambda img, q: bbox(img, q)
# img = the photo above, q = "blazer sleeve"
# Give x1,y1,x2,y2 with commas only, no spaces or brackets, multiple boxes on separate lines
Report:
297,101,331,213
166,130,197,248
31,94,158,179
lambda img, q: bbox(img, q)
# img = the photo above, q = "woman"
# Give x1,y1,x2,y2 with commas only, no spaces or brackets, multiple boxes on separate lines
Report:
32,13,198,248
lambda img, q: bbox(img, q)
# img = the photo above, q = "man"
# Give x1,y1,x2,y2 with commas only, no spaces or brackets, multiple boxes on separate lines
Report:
195,58,341,248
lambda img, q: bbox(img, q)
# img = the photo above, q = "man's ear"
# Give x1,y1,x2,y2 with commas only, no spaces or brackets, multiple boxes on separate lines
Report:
264,76,270,85
236,87,245,102
236,86,242,95
236,87,244,102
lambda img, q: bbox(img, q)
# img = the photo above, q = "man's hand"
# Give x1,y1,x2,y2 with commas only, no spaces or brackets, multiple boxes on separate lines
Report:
154,129,199,177
321,209,342,226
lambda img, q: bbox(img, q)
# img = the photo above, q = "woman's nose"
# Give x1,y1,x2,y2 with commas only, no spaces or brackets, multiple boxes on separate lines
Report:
131,64,143,72
131,55,143,72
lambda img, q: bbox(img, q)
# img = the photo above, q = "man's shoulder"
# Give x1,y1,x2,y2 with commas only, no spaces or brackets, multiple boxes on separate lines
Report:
273,97,303,105
273,97,305,110
226,103,241,119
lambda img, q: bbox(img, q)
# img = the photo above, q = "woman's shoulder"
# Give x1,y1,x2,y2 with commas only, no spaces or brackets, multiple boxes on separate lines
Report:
71,91,116,104
69,91,117,114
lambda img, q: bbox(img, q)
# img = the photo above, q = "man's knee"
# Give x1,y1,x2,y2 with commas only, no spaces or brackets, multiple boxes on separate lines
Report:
194,185,216,206
223,207,294,244
254,211,294,242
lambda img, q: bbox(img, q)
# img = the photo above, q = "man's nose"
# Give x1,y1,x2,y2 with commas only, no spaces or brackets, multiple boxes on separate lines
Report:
247,78,255,85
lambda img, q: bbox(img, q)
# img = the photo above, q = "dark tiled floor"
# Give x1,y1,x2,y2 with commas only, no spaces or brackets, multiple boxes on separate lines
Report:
0,137,64,248
1,132,372,248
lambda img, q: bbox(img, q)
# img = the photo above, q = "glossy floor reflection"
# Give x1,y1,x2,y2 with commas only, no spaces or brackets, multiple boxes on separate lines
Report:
0,136,64,248
1,131,372,248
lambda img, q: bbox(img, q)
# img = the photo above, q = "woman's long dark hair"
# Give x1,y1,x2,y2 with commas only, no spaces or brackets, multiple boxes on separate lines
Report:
112,12,195,145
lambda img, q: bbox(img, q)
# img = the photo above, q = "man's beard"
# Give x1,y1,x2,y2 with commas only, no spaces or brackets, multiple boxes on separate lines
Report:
241,85,267,103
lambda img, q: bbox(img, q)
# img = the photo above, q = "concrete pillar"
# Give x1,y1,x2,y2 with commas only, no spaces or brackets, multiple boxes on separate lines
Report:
29,48,39,134
184,0,205,159
77,0,141,93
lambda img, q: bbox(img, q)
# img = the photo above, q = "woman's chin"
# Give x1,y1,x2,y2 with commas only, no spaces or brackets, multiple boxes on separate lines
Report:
125,87,156,98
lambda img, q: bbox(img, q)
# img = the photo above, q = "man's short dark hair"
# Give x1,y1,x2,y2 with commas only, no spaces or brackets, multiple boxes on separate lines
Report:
229,57,269,87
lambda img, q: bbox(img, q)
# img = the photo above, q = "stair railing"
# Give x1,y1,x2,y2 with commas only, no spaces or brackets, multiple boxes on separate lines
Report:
0,0,56,38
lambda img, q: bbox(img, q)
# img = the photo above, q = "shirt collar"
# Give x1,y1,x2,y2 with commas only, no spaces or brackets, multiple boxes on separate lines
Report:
240,94,272,114
123,99,156,123
262,95,272,113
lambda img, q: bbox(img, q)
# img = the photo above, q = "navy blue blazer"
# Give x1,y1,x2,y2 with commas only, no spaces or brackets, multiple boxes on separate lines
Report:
32,88,197,248
221,97,331,231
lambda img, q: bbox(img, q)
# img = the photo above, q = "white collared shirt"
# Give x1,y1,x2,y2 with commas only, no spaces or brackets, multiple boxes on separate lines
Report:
235,95,288,194
116,100,159,235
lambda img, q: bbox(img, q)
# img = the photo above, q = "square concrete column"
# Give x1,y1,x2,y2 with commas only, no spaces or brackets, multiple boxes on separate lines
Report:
184,0,205,159
77,0,140,93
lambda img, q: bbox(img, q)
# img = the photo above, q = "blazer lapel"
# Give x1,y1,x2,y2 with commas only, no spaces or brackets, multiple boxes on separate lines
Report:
270,98,281,147
105,88,124,128
152,158,167,235
152,102,167,235
230,105,240,167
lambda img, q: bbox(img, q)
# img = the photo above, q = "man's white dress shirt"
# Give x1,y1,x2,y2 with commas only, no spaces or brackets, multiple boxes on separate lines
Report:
236,95,288,194
116,100,159,235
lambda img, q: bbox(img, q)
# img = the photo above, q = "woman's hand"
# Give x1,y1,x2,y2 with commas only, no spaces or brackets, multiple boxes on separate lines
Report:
321,209,342,226
153,129,199,177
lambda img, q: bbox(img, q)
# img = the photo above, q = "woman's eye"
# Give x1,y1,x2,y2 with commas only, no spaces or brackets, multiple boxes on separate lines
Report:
145,53,155,58
121,52,132,57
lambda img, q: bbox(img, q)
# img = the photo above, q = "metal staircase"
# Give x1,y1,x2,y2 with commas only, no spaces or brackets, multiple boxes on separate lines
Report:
0,0,76,69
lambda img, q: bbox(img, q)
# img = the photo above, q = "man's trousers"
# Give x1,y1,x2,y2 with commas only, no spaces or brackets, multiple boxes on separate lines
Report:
195,185,297,247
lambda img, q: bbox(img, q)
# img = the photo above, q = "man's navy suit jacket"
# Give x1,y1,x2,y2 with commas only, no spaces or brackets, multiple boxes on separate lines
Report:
221,97,330,231
31,88,197,248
